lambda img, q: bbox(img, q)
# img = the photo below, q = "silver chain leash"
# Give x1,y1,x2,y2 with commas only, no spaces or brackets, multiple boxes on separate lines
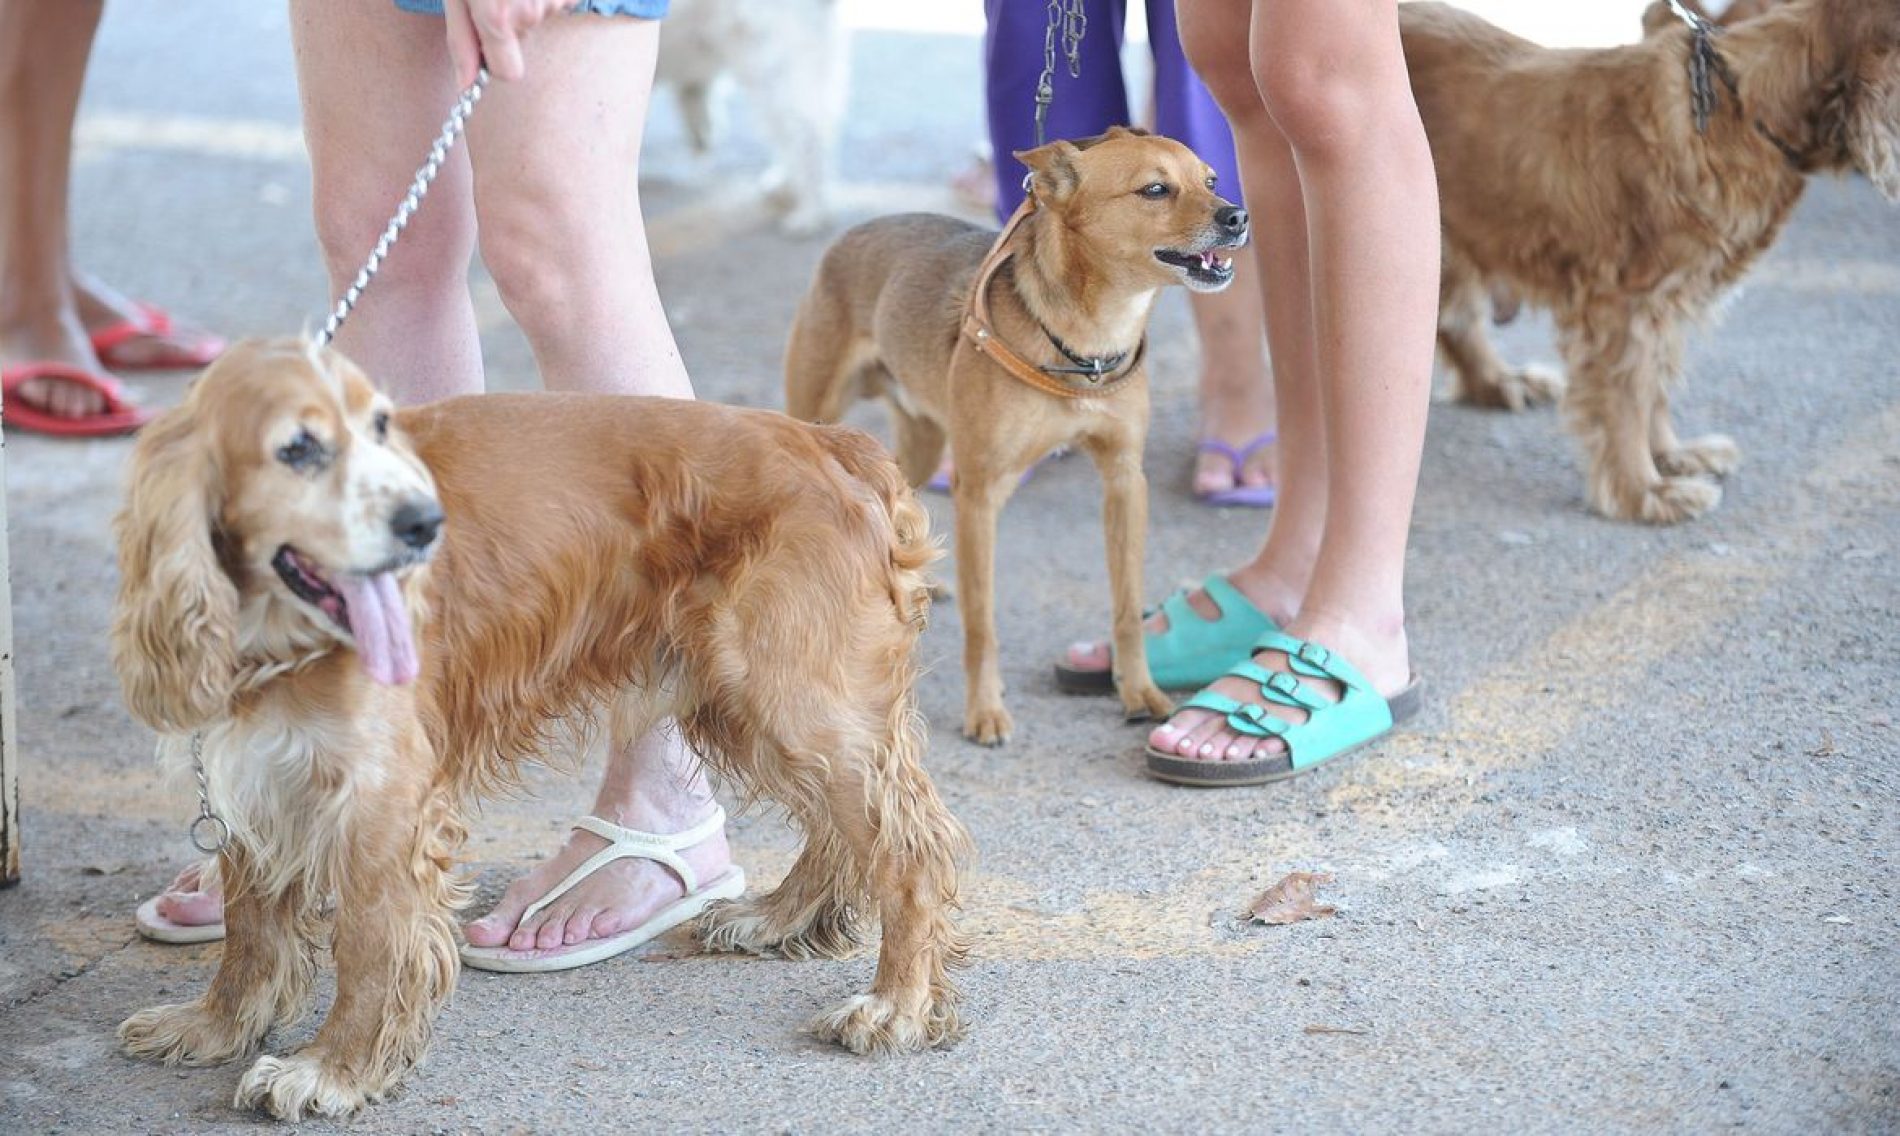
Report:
313,68,491,348
188,733,231,854
186,71,491,857
1033,0,1087,148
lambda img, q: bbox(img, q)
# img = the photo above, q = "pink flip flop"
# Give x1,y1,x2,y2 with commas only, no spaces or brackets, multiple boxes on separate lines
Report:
88,301,226,372
1,361,151,438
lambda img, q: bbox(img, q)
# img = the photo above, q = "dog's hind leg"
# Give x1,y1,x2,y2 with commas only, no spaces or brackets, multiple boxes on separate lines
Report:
699,819,868,961
120,846,321,1068
1438,252,1562,411
233,775,465,1120
888,396,948,490
1560,302,1721,523
784,279,874,424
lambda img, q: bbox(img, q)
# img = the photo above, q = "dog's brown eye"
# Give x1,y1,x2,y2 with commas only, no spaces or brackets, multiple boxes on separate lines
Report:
1205,176,1217,191
277,428,329,473
1139,182,1171,199
373,410,390,443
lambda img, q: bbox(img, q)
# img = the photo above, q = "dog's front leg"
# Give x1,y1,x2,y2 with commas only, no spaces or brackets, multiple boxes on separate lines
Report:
120,845,319,1068
952,460,1017,745
1089,434,1171,723
234,787,463,1121
1560,304,1721,523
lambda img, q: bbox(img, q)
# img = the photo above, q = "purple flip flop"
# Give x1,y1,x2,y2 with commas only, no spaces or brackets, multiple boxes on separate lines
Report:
1194,431,1277,508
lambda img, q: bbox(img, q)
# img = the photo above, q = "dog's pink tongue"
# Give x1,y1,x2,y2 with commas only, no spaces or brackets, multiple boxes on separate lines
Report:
336,572,418,685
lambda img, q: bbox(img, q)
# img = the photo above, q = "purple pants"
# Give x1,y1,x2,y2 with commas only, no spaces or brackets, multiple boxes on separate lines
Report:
985,0,1240,222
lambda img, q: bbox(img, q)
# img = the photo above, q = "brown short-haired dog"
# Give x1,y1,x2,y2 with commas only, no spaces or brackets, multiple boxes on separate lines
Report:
111,340,971,1119
1405,0,1900,523
783,127,1250,743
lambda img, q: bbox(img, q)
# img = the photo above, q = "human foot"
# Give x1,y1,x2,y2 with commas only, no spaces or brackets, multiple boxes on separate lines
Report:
1057,572,1293,690
1144,615,1417,779
75,274,225,372
0,307,113,419
1193,430,1277,506
462,807,735,955
135,861,226,943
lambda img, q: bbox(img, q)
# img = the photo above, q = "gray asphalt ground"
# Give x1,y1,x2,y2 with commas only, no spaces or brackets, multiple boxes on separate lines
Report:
2,3,1897,1133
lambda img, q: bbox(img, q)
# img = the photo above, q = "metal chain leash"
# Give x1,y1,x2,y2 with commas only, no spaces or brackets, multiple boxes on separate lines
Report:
1664,0,1727,135
185,70,492,856
188,734,231,853
1033,0,1088,147
314,68,492,348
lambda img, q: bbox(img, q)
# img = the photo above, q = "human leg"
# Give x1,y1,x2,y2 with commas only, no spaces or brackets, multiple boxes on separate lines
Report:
0,0,110,419
1145,0,1278,504
984,0,1129,222
467,13,689,397
453,11,726,951
289,0,485,403
1147,0,1436,769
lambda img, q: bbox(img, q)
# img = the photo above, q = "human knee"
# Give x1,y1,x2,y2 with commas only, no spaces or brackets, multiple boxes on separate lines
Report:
310,171,472,296
476,191,622,340
1251,53,1389,160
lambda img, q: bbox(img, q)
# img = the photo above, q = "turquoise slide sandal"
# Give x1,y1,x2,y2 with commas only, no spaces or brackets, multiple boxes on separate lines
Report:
1144,629,1422,787
1053,574,1278,694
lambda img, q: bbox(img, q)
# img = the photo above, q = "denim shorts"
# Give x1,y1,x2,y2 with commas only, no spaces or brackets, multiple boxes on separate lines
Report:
394,0,669,17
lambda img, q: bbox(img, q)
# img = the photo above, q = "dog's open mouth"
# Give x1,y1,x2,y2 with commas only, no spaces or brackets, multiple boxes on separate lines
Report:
1155,247,1237,287
271,545,419,686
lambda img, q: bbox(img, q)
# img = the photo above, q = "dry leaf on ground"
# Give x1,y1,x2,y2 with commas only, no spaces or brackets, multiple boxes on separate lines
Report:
1243,871,1338,925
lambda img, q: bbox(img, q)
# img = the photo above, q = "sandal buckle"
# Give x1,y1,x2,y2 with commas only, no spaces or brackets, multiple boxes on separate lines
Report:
1295,642,1332,669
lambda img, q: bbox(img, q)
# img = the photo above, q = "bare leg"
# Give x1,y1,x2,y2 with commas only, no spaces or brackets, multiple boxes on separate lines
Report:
290,3,727,954
1188,275,1278,500
1150,0,1436,764
0,0,109,417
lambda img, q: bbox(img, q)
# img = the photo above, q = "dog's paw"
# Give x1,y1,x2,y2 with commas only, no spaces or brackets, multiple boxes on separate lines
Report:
698,897,863,962
1657,434,1740,479
1610,475,1722,524
1510,365,1566,408
811,992,962,1055
961,704,1013,747
1118,681,1174,725
234,1051,374,1121
118,1002,259,1067
1452,364,1564,411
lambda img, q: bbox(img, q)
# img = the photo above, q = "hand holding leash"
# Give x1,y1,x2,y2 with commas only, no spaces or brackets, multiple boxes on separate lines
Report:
443,0,577,88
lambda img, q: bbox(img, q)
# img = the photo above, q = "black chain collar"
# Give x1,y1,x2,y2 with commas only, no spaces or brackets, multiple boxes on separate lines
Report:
1040,324,1140,383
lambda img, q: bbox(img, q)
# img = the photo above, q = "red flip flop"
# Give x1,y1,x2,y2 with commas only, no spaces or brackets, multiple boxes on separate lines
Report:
2,361,152,437
88,301,226,372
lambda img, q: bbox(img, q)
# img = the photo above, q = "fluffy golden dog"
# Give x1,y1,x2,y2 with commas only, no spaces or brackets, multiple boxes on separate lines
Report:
111,340,970,1119
1404,0,1900,522
784,127,1249,743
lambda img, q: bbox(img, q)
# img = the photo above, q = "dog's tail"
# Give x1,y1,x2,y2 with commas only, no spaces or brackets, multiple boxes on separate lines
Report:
813,423,939,628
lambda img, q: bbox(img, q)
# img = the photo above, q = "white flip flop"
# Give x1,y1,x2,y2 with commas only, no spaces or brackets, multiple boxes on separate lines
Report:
459,808,745,974
134,894,227,944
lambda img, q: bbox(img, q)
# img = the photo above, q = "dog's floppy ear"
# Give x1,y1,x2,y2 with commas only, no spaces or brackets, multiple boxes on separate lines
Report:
1013,138,1085,200
110,402,240,733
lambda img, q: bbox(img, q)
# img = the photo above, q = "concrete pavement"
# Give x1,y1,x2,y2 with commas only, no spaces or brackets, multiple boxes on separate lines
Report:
1,2,1896,1132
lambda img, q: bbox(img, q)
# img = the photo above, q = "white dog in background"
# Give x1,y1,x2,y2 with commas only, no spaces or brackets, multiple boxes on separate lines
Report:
656,0,847,236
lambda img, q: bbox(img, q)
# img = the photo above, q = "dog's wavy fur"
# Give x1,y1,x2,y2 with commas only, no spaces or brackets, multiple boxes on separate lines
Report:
111,340,970,1120
1404,0,1900,522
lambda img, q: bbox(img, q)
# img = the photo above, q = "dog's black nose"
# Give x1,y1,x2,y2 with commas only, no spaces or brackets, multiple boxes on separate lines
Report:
1215,204,1249,235
391,499,444,550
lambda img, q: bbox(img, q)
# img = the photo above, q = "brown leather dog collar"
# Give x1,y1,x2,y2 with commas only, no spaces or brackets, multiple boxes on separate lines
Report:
959,196,1144,400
